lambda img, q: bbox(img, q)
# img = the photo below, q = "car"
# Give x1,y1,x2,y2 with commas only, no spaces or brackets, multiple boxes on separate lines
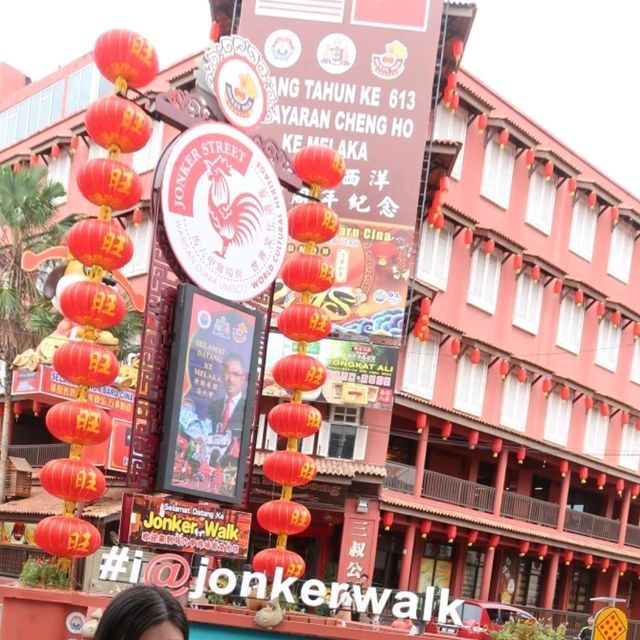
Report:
426,599,536,639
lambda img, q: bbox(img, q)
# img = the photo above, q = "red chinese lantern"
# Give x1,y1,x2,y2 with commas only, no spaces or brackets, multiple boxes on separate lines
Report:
579,467,589,484
280,254,335,293
611,207,620,225
467,529,478,546
574,289,584,307
441,421,452,440
262,451,316,486
597,473,606,490
293,146,346,191
51,143,61,160
499,359,509,379
513,254,523,273
611,310,622,327
439,176,450,193
621,411,629,426
470,347,481,365
85,95,152,154
542,378,553,396
600,558,610,573
530,264,541,282
12,161,21,173
588,191,597,209
560,385,571,401
568,178,577,195
272,354,326,392
585,395,594,411
66,218,134,271
516,446,526,464
13,401,23,418
93,29,159,91
525,149,535,170
421,520,432,539
40,458,106,502
450,93,460,113
616,478,625,497
382,511,394,531
488,534,500,550
538,544,548,560
563,550,574,565
498,129,509,148
631,484,640,500
287,202,340,244
278,304,332,343
492,438,503,458
468,430,479,450
420,298,431,316
477,114,488,134
32,401,42,417
76,158,143,211
133,207,143,225
34,515,102,558
634,323,640,340
413,322,429,342
584,554,593,569
450,338,461,358
543,161,554,180
53,341,119,388
59,281,126,329
30,153,38,166
416,413,428,434
463,228,473,249
600,403,609,417
452,38,464,64
559,460,569,477
484,238,495,256
252,547,305,579
597,301,607,319
618,561,627,576
46,400,112,445
517,367,527,384
519,541,530,557
70,135,79,154
446,524,457,543
257,500,311,536
553,278,563,295
371,240,397,265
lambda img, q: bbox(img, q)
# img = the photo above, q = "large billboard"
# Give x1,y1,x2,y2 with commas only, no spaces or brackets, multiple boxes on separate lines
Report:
156,284,263,503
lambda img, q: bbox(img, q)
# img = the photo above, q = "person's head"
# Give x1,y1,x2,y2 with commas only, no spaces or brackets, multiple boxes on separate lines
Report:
588,616,595,626
94,584,188,640
222,353,245,397
359,573,369,587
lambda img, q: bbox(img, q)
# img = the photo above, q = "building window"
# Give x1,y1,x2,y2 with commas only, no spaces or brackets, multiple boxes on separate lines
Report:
499,373,531,432
317,407,366,460
401,334,439,400
453,353,488,417
594,317,621,372
120,215,153,277
480,138,516,209
568,196,597,261
620,423,640,471
47,152,71,204
524,169,557,235
467,248,502,314
415,222,453,291
607,221,634,283
583,410,608,459
512,273,543,335
631,341,640,385
132,120,165,174
87,142,108,161
543,391,572,446
461,550,485,599
432,103,468,179
556,296,585,354
255,414,277,451
65,63,112,115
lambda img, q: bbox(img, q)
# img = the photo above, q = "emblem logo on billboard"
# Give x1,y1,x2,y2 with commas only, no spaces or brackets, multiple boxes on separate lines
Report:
317,33,356,75
196,35,277,130
264,29,302,68
161,122,288,301
371,41,408,79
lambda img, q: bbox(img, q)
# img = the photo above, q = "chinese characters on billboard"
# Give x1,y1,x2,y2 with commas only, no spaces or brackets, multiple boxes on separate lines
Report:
156,284,263,503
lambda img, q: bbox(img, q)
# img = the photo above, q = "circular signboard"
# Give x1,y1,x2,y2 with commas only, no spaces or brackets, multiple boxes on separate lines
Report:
161,122,288,301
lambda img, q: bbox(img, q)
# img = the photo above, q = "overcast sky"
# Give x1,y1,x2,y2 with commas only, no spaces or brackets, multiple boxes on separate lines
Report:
1,0,637,198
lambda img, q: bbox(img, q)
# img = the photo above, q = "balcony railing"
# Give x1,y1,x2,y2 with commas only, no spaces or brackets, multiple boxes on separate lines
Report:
625,523,640,548
8,443,70,467
563,507,620,542
500,491,559,527
384,462,416,494
422,470,495,512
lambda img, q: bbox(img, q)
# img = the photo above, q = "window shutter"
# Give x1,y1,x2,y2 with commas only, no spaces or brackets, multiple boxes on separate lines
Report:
402,334,439,399
121,217,153,277
631,341,640,384
454,355,487,416
500,374,530,431
316,421,331,457
416,224,453,290
256,414,266,448
595,318,621,371
583,412,607,459
620,424,640,470
525,170,556,234
513,274,543,334
300,433,315,454
353,425,367,460
607,222,634,283
569,198,597,260
544,392,572,445
133,120,164,173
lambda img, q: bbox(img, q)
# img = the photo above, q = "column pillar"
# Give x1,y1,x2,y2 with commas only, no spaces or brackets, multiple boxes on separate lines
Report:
468,455,479,483
541,551,560,609
556,470,572,531
413,420,430,498
479,546,495,601
618,487,632,545
608,566,620,599
492,449,509,517
398,522,417,590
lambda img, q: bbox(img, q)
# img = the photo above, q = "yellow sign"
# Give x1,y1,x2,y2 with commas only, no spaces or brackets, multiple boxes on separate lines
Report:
594,607,628,640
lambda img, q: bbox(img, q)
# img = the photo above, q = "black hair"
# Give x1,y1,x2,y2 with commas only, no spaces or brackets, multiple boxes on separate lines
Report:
94,584,189,640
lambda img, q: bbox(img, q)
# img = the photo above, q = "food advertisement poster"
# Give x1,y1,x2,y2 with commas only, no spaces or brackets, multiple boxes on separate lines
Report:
120,494,251,558
263,332,397,408
1,521,37,546
157,284,263,504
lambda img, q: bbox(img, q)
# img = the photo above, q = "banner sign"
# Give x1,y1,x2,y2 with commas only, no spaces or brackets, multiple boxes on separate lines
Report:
120,494,251,558
157,284,263,503
249,474,347,509
1,521,37,546
263,332,396,408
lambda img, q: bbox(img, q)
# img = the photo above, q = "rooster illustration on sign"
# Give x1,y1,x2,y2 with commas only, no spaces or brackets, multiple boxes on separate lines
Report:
205,156,263,257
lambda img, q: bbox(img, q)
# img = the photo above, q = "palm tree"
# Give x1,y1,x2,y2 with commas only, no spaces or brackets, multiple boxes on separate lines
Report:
0,164,70,502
